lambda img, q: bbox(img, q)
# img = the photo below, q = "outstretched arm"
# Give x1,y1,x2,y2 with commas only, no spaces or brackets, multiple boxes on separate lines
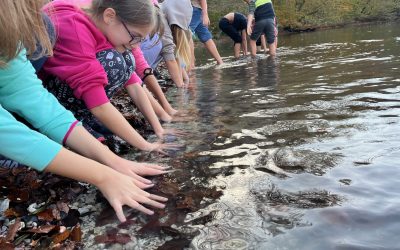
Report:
45,147,167,222
241,29,248,55
90,102,155,151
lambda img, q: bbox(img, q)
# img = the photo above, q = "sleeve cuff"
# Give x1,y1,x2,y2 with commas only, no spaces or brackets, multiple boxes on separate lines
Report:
81,86,110,109
25,139,63,172
62,120,81,145
162,53,176,62
124,73,142,87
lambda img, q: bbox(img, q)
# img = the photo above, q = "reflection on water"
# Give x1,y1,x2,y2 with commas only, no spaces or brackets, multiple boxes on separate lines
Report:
91,22,400,249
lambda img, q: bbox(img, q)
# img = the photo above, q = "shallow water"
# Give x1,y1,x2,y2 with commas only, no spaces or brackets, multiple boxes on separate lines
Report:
90,22,400,249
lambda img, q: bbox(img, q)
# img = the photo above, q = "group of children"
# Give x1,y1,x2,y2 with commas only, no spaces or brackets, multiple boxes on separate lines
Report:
218,0,278,59
0,0,278,222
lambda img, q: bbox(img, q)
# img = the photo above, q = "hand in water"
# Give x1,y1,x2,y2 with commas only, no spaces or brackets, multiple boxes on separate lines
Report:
156,128,188,139
146,141,183,155
109,158,170,188
97,171,168,222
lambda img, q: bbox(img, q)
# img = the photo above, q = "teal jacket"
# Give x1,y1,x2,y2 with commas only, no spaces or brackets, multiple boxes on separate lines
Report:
0,49,78,171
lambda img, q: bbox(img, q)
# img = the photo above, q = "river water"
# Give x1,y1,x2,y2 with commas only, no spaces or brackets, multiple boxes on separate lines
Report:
89,22,400,249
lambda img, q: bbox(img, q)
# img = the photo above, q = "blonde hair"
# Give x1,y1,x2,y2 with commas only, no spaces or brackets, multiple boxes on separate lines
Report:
0,0,52,67
171,25,191,71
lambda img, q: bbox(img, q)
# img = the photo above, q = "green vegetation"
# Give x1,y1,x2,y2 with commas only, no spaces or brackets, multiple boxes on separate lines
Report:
207,0,400,34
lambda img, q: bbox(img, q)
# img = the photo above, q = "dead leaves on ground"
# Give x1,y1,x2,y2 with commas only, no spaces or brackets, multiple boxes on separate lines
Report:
0,167,85,248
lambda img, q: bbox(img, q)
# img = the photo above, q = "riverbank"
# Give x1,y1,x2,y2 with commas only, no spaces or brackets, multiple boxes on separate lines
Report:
207,0,400,34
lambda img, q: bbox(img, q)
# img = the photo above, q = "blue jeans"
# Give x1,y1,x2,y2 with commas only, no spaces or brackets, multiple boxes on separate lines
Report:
189,7,213,43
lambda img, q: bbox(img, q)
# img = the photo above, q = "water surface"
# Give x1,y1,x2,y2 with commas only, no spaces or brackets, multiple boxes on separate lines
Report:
92,22,400,249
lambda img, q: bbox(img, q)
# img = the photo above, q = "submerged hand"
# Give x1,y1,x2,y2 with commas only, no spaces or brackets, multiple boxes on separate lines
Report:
97,171,168,222
109,158,170,188
146,141,182,155
156,128,188,139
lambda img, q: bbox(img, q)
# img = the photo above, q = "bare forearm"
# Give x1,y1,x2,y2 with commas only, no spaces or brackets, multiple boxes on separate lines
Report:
64,125,119,167
45,147,112,186
143,75,176,115
165,59,184,87
200,0,208,14
242,30,248,54
90,103,151,150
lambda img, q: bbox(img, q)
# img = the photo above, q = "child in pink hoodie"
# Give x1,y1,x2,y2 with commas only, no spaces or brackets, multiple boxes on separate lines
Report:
42,0,180,152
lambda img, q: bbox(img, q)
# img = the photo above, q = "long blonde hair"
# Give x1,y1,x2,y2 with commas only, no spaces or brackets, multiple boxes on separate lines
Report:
0,0,52,66
171,25,191,71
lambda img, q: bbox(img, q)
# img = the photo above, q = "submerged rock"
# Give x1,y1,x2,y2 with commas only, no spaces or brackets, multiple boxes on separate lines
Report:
273,147,341,175
254,147,341,176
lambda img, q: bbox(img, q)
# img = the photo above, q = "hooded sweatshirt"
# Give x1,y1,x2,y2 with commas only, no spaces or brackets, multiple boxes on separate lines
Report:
42,1,144,109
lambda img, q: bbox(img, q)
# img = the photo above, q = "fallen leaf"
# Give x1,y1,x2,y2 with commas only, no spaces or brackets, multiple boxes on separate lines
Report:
94,233,131,245
37,209,55,222
3,208,19,218
27,225,56,234
52,230,70,245
69,225,82,242
0,241,14,250
6,218,21,242
7,188,29,203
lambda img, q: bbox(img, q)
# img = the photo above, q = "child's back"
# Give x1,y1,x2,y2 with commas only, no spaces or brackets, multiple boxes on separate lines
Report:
246,0,277,57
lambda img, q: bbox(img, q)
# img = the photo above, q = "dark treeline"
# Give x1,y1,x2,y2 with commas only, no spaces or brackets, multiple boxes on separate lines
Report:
207,0,400,33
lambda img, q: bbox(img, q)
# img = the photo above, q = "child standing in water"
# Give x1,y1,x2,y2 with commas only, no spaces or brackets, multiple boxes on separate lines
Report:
218,12,248,59
0,0,167,222
244,0,277,57
189,0,223,65
41,0,179,151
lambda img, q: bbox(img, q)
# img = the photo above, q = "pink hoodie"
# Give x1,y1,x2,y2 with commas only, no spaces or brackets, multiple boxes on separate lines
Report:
43,1,146,109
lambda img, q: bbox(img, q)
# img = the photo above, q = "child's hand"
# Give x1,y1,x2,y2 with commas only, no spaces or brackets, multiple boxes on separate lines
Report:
96,170,167,222
247,26,253,36
202,14,210,27
145,141,182,154
158,128,188,138
109,159,169,187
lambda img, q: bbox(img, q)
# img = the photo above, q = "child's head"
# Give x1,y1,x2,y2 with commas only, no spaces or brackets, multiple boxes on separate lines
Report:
0,0,52,66
89,0,159,49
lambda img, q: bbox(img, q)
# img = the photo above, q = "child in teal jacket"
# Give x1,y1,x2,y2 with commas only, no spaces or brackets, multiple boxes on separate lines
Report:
0,0,168,222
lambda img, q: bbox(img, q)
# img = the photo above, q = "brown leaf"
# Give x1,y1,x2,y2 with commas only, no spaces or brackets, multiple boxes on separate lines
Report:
23,171,41,189
37,209,55,222
0,168,10,177
0,241,14,250
11,167,26,176
158,181,180,196
138,217,162,234
3,208,20,218
52,230,70,245
5,218,21,242
7,188,29,203
94,233,131,245
69,225,82,242
176,196,196,210
27,224,56,234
